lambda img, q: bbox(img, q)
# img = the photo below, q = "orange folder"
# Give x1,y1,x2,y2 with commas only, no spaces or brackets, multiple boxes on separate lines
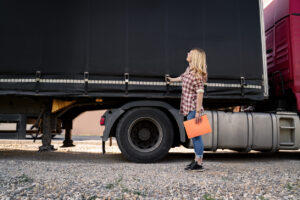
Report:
183,115,212,139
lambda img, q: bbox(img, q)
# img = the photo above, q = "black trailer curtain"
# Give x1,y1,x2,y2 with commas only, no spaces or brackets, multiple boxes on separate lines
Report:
0,0,265,101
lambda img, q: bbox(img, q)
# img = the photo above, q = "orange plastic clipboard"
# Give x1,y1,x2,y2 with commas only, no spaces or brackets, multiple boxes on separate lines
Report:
183,115,212,139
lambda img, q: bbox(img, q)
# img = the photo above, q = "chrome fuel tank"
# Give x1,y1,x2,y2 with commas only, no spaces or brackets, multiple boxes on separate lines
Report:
185,111,300,152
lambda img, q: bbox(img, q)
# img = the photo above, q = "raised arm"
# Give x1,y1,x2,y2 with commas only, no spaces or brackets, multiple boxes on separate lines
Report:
167,77,182,82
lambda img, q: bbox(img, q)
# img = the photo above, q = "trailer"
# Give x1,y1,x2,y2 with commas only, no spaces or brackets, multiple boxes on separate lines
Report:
0,0,299,162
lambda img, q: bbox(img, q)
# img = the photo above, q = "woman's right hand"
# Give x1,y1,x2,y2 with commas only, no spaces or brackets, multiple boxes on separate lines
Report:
166,77,181,83
166,77,172,82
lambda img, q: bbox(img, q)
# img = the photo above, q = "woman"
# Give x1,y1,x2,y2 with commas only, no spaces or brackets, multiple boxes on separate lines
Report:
167,48,207,171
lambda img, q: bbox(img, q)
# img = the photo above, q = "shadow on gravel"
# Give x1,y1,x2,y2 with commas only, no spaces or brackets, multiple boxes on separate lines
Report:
0,150,299,164
162,151,300,163
0,150,128,164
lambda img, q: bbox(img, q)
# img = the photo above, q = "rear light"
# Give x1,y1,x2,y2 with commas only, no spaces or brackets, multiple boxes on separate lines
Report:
100,116,105,126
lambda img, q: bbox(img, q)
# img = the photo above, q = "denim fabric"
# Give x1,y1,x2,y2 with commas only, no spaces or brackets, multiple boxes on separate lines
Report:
187,110,204,158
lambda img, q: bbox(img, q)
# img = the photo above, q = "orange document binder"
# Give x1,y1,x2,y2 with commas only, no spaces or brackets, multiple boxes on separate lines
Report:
183,115,212,139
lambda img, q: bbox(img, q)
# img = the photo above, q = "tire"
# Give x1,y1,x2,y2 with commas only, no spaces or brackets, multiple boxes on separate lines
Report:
116,108,174,163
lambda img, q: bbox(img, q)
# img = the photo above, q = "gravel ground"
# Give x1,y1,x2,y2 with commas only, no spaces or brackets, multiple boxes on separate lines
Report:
0,139,299,200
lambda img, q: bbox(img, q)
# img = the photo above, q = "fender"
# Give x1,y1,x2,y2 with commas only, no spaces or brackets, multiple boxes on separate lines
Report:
101,100,186,143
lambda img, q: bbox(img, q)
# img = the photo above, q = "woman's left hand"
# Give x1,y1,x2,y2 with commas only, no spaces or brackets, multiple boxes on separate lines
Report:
195,112,202,124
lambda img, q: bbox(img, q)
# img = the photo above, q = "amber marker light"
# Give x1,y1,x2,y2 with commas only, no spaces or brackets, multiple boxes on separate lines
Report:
95,98,103,102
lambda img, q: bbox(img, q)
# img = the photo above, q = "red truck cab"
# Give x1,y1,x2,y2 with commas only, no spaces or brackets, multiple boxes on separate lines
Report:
264,0,300,112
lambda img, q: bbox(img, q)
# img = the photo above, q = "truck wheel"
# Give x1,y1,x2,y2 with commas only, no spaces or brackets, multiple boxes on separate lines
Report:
116,108,174,163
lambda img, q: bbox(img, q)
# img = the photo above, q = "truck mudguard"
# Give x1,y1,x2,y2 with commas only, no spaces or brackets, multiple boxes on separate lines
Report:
101,100,185,143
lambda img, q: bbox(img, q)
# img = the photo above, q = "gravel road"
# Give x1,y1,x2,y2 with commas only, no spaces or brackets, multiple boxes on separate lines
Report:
0,139,299,200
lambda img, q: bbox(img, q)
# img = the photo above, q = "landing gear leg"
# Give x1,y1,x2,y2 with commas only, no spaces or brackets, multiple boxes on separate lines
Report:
39,106,56,151
61,120,75,147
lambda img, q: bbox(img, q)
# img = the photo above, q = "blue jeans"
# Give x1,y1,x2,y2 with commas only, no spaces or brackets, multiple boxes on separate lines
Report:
187,110,204,159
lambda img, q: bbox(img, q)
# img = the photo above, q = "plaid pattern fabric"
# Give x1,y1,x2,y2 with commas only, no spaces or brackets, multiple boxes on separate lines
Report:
180,67,206,116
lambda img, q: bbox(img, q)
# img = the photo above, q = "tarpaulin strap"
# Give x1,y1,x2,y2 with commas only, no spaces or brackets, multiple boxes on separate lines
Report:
84,72,89,94
124,73,129,95
102,140,106,154
35,71,41,94
165,74,170,95
240,77,247,97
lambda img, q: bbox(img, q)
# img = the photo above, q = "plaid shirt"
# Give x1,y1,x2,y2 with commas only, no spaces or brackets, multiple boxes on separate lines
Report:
180,67,206,116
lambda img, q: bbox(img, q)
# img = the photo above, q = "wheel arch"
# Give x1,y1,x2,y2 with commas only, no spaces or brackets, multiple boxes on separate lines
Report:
102,100,186,144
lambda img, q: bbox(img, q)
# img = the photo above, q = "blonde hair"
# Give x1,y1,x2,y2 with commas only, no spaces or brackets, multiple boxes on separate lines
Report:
189,48,207,79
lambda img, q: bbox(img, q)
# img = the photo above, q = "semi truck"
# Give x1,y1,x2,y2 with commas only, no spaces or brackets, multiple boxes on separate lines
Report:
0,0,299,162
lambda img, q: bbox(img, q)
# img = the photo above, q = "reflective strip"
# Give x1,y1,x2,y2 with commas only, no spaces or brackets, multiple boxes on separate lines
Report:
245,85,262,89
206,83,241,88
0,78,35,83
206,83,262,89
40,79,84,84
89,80,125,85
0,78,262,89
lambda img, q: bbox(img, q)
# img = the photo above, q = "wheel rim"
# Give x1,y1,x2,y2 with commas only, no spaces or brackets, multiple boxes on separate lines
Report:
127,117,163,153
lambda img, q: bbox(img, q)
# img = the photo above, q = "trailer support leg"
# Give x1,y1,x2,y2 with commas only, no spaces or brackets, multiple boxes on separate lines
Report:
62,128,75,147
61,119,75,147
39,108,55,151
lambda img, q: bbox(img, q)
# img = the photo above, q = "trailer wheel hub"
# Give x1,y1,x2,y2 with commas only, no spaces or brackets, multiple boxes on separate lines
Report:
138,128,151,141
128,117,163,153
